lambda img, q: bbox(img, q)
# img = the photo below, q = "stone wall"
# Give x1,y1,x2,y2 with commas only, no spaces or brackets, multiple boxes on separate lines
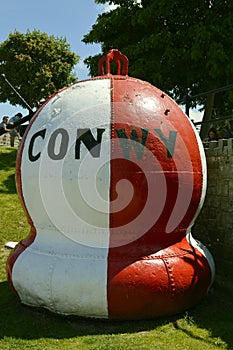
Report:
0,132,21,147
193,139,233,290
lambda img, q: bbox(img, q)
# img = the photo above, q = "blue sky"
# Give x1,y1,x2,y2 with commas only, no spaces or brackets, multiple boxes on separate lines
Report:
0,0,110,117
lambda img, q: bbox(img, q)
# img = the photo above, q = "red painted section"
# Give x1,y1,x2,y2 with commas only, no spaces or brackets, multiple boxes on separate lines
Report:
107,237,211,319
98,49,129,76
110,158,148,228
6,226,36,294
107,76,210,319
109,77,203,250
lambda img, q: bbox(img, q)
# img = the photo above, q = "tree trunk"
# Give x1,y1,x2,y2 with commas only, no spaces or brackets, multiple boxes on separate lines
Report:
200,93,215,140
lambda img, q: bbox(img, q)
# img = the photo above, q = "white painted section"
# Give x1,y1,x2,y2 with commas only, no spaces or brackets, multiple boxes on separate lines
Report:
12,79,112,317
12,236,110,317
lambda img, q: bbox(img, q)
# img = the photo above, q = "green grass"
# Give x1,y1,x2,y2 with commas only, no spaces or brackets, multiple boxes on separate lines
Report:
0,146,233,350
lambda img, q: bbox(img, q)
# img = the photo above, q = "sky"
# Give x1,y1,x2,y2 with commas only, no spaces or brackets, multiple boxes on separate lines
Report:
0,0,202,123
0,0,110,117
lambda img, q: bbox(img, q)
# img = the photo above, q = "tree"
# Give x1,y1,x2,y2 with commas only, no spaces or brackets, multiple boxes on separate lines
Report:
0,30,79,110
83,0,233,138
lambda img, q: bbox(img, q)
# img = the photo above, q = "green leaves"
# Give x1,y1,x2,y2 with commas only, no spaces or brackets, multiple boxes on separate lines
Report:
84,0,233,120
0,29,79,109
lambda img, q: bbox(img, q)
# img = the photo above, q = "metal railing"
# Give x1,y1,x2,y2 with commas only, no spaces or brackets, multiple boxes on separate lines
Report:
179,83,233,126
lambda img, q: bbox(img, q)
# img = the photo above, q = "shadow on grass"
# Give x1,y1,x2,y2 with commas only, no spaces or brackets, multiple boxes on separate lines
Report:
0,173,17,193
0,280,172,340
0,148,18,194
175,284,233,349
0,280,232,348
0,148,18,171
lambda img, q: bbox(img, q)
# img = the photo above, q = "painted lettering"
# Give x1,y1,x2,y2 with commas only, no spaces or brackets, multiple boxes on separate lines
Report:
28,129,46,162
27,126,177,162
115,128,149,160
47,128,69,160
75,128,105,159
154,129,177,158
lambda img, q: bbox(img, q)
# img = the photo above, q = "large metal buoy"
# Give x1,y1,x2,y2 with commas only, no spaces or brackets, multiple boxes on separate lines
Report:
6,49,214,319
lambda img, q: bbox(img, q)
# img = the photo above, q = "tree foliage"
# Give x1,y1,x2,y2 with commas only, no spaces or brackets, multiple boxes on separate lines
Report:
83,0,233,136
0,30,79,109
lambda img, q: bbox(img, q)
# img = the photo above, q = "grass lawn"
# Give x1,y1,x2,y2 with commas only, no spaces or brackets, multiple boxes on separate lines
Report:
0,146,232,350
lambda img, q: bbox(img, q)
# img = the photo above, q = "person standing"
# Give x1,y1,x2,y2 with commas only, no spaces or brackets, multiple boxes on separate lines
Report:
8,112,23,147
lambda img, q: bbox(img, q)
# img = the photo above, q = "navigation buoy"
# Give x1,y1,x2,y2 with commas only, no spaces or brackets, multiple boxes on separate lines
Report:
6,49,214,319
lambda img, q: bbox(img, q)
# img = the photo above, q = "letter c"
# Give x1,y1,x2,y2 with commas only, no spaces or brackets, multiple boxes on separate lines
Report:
28,129,46,162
